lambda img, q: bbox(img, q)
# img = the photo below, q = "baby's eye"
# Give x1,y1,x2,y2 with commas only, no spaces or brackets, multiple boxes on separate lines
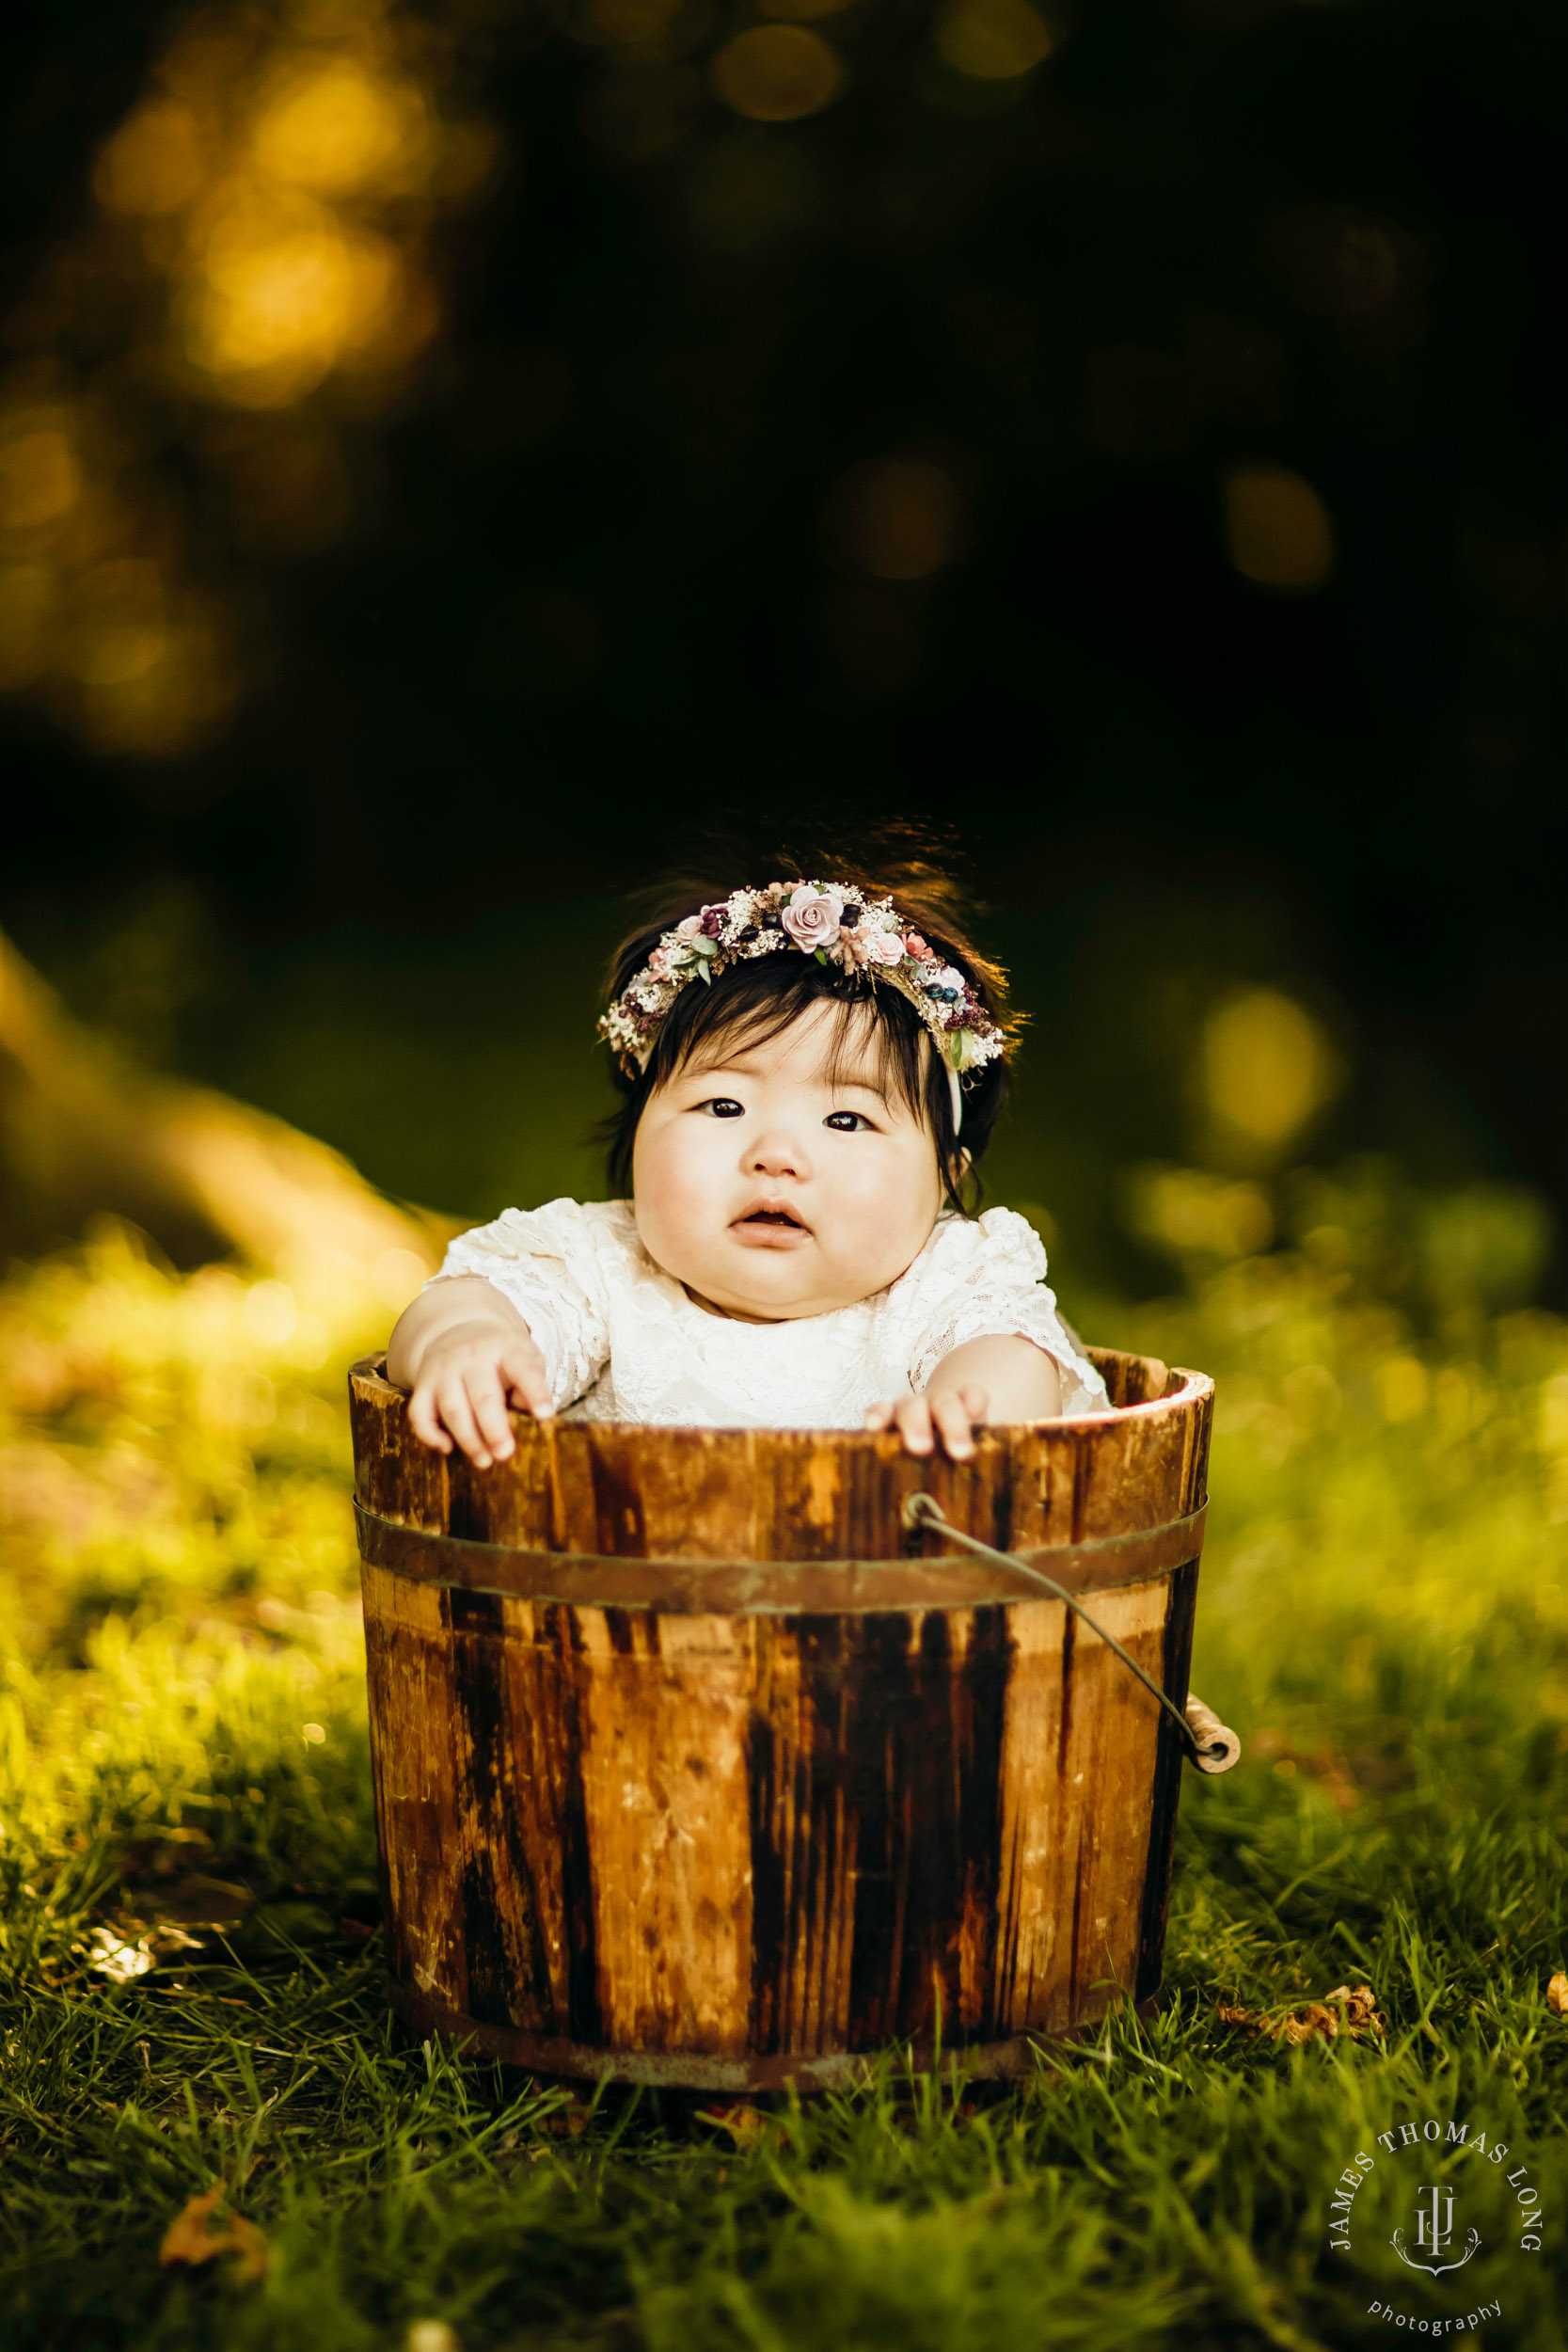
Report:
824,1110,873,1133
700,1097,745,1119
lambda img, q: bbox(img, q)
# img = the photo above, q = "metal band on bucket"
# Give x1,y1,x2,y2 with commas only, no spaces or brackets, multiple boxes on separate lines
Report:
352,1497,1207,1616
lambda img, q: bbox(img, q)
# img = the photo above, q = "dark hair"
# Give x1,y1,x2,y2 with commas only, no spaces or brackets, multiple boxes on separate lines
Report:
599,865,1018,1212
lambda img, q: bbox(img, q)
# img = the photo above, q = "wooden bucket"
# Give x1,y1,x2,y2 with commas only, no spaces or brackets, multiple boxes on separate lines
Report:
350,1347,1214,2091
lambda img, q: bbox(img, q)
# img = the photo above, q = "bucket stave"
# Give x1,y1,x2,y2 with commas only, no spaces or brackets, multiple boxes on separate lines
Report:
351,1347,1213,2090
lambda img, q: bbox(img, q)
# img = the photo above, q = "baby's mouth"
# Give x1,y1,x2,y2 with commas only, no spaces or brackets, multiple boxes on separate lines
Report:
735,1204,810,1232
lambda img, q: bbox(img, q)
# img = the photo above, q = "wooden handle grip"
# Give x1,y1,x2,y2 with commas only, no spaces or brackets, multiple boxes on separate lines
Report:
1184,1692,1241,1775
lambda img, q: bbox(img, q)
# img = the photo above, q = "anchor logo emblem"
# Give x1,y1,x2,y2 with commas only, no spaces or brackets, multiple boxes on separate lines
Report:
1391,2185,1481,2278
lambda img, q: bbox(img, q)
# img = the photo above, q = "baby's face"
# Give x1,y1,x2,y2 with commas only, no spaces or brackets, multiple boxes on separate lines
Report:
631,1003,944,1320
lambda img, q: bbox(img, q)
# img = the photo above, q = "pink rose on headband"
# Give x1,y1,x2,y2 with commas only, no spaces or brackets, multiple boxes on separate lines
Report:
903,932,934,961
865,930,906,966
674,915,703,940
782,884,844,950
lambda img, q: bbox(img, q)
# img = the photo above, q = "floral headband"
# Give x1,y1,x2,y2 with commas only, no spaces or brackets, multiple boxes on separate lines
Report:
598,881,1007,1122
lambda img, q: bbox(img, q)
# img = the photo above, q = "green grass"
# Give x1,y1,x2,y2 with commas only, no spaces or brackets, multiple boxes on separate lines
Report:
2,1206,1566,2350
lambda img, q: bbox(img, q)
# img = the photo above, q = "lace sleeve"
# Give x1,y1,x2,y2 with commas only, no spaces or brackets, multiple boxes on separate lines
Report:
901,1208,1111,1416
434,1199,613,1412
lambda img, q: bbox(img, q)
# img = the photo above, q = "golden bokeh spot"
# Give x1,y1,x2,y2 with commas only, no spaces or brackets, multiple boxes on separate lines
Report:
72,608,236,757
1203,990,1343,1157
1123,1165,1275,1260
1376,1357,1430,1423
187,197,404,401
1225,463,1336,593
828,459,960,580
0,428,82,535
250,59,424,196
94,101,208,216
936,0,1053,80
712,26,843,122
1,2,493,760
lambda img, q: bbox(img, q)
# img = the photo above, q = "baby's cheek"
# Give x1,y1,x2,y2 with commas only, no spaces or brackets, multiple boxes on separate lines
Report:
831,1152,935,1276
633,1128,723,1273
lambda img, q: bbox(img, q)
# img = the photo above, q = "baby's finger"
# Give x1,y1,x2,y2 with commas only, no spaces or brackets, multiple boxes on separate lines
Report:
958,1382,990,1425
436,1374,492,1469
467,1373,516,1462
895,1396,935,1455
931,1391,977,1462
863,1400,895,1430
406,1385,453,1454
500,1346,554,1422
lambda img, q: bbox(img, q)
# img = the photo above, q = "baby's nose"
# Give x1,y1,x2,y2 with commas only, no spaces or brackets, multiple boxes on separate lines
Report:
747,1131,807,1177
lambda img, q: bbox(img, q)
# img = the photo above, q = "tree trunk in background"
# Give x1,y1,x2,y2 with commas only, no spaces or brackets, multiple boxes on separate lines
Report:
0,928,445,1279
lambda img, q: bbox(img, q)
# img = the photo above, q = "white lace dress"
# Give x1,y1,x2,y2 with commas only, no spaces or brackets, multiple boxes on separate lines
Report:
435,1200,1111,1428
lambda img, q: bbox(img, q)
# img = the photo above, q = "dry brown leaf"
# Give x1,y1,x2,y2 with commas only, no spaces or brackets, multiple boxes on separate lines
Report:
1325,1983,1386,2034
696,2103,774,2145
1546,1970,1568,2017
159,2187,268,2282
1218,1983,1385,2045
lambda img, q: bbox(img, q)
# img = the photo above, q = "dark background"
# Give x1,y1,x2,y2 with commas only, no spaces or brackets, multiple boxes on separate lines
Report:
3,0,1563,1296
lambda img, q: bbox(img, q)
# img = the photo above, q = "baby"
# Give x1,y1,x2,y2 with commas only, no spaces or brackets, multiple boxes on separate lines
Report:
388,873,1109,1463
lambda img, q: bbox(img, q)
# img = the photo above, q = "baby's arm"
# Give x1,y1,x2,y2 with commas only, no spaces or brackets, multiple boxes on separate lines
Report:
387,1276,553,1469
863,1335,1063,1463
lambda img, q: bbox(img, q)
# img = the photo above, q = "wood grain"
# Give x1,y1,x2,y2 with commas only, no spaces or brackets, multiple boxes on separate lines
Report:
351,1348,1214,2086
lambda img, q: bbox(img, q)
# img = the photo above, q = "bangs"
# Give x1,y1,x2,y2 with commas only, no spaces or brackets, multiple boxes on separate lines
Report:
658,958,932,1122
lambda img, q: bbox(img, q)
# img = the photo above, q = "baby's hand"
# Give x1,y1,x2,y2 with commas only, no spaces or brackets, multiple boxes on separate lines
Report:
388,1272,555,1468
406,1320,553,1467
864,1384,990,1464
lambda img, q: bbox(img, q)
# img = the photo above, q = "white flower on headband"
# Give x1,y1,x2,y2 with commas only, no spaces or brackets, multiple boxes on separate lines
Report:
597,881,1008,1096
780,884,843,950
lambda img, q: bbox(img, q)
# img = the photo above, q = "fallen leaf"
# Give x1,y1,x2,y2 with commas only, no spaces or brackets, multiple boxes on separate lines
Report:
1325,1983,1386,2035
1217,1983,1385,2046
86,1928,155,1984
697,2103,775,2146
160,2187,268,2282
1547,1971,1568,2016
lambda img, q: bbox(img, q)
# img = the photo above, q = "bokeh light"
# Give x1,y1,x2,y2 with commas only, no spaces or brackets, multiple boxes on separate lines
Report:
1122,1166,1275,1262
935,0,1054,81
1202,990,1343,1164
249,58,426,196
185,198,409,405
0,0,496,757
1224,464,1336,593
712,26,844,121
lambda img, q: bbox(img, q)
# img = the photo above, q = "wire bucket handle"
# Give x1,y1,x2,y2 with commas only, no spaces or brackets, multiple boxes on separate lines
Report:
902,1491,1240,1775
